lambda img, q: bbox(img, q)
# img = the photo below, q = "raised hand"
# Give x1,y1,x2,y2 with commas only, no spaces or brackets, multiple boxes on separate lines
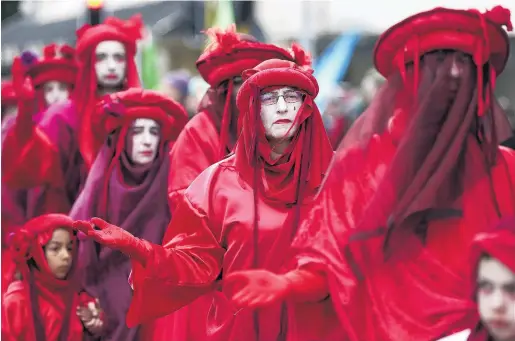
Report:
225,270,291,309
11,57,35,101
72,218,151,265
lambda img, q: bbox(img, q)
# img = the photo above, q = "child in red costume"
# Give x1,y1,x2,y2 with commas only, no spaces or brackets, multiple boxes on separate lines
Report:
225,6,515,341
2,214,104,341
74,58,338,341
437,217,515,341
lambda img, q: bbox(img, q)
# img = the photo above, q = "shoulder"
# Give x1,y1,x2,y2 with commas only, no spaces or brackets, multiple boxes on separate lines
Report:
183,155,238,214
435,329,471,341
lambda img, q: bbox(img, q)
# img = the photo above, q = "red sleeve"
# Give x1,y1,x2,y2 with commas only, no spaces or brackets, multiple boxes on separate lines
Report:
167,112,219,212
2,283,31,341
127,165,225,327
2,125,62,189
1,102,78,190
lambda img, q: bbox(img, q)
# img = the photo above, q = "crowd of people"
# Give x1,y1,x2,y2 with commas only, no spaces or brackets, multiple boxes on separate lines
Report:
1,5,514,341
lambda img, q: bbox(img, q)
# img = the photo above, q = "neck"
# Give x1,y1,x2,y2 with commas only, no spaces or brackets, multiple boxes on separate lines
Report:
97,84,124,97
269,139,290,160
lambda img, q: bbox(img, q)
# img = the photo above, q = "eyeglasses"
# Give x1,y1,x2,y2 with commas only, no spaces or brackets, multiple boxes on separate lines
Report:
260,90,304,106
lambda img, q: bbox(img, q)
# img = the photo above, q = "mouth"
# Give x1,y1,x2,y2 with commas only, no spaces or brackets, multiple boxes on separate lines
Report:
140,151,153,156
274,119,292,125
57,265,70,273
105,74,118,80
487,319,510,329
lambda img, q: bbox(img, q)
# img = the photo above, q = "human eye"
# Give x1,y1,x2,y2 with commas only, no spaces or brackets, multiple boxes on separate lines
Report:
260,93,277,105
477,280,494,294
284,91,302,102
96,53,107,61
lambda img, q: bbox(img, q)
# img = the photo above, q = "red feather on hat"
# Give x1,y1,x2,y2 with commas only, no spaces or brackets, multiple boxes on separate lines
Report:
290,43,313,68
484,5,513,31
203,24,242,54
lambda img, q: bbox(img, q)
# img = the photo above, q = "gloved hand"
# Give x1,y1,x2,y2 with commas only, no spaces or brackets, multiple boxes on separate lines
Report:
11,56,36,136
73,217,152,266
225,270,291,309
11,57,35,102
226,269,329,309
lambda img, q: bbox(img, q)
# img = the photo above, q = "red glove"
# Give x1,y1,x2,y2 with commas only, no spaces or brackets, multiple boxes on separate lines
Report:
226,269,329,309
225,270,291,308
11,56,36,137
73,217,152,266
11,57,35,102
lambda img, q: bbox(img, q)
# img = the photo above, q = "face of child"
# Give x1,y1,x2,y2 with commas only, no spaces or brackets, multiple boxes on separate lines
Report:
477,256,515,341
44,228,74,279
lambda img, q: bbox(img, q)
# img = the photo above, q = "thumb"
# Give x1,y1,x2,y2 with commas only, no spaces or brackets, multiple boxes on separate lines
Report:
90,217,110,230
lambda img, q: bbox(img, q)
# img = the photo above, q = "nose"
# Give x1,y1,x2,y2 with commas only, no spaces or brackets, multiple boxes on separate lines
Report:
490,289,507,313
141,132,152,145
106,57,117,71
276,96,288,113
60,249,71,262
450,59,461,78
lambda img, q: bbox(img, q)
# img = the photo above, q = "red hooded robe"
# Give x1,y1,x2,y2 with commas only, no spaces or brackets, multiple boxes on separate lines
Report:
125,58,334,341
289,6,515,341
158,25,312,341
70,89,187,341
2,214,102,341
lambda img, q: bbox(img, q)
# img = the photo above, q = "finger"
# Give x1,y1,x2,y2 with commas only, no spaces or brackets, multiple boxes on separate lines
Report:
232,290,259,307
87,302,99,317
91,217,109,230
248,294,276,308
72,221,94,234
231,286,255,303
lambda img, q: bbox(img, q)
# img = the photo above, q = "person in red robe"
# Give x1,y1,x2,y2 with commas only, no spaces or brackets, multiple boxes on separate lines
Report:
74,58,337,341
1,44,78,295
223,6,515,341
160,25,312,341
436,217,515,341
167,25,311,212
2,214,104,341
1,15,143,217
2,44,77,141
70,88,187,340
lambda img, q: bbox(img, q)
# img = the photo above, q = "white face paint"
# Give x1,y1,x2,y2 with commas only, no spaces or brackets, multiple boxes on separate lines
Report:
259,87,303,142
94,40,127,88
128,118,161,166
477,257,515,341
43,81,70,106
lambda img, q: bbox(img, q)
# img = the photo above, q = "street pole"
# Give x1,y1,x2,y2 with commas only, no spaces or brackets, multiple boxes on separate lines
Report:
86,0,103,26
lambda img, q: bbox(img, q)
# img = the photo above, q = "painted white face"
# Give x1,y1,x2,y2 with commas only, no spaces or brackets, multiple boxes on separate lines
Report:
128,118,160,166
94,40,127,88
477,257,515,341
259,87,303,141
43,81,70,106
